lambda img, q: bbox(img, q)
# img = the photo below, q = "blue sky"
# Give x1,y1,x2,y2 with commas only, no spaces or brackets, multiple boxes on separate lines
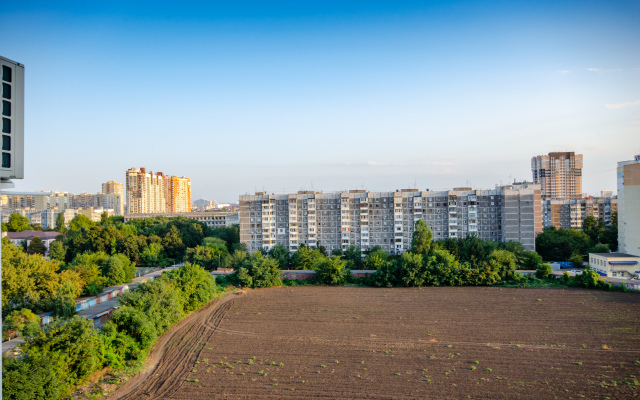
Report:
2,1,639,202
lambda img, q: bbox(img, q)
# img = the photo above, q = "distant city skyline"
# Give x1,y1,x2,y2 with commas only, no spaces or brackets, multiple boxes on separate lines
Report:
1,1,639,203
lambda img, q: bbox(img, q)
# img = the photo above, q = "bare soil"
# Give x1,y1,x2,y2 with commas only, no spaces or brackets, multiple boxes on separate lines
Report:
108,286,640,399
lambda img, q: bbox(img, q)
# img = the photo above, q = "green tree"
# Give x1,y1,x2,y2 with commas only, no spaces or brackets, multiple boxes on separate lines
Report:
24,316,104,387
51,280,78,318
162,225,186,260
223,249,248,269
2,353,68,400
343,245,363,269
159,262,217,312
68,214,95,232
313,256,347,285
535,227,590,261
290,244,325,270
535,262,552,279
55,212,66,232
140,242,167,267
268,243,290,269
118,280,185,334
3,309,41,340
486,249,518,279
107,305,158,350
7,213,30,232
397,252,425,287
2,241,63,313
582,216,604,246
411,220,433,255
27,236,47,255
234,256,282,288
49,240,67,261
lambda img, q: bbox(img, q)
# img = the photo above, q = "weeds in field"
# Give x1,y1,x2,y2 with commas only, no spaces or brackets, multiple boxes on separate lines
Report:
470,367,476,370
361,361,365,364
321,365,326,368
186,379,199,382
278,362,284,366
602,344,612,350
356,374,361,378
259,370,264,375
474,361,479,364
335,360,340,364
485,368,492,371
236,360,242,364
446,345,452,348
395,373,401,376
575,362,583,366
248,361,255,365
270,361,277,365
192,369,197,373
316,371,321,374
429,355,436,359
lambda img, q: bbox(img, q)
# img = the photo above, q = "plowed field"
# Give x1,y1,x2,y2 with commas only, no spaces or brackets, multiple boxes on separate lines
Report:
110,286,640,399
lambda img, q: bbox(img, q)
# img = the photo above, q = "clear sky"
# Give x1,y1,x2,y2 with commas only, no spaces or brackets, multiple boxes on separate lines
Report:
2,1,639,202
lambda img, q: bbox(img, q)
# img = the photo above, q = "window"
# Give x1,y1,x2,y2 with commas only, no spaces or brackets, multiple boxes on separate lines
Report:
2,66,11,82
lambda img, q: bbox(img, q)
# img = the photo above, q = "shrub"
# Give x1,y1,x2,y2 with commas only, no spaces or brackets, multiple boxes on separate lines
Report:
535,263,552,279
313,256,347,285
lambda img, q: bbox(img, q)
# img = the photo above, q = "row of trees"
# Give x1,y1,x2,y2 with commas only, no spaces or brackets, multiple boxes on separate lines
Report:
2,263,218,400
535,213,618,262
217,220,548,289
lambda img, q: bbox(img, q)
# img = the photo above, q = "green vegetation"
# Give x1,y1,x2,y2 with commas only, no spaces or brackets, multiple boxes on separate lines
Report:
2,263,218,400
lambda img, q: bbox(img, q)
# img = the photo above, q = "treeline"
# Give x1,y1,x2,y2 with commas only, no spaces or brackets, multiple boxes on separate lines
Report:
2,214,239,317
535,213,618,262
217,220,548,288
2,263,218,400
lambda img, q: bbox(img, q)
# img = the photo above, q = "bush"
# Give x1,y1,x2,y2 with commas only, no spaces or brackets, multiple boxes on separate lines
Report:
536,263,552,279
159,262,217,312
230,255,282,288
313,256,347,285
3,309,41,340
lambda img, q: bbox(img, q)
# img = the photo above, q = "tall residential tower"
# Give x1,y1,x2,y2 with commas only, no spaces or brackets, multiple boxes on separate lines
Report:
531,152,583,200
125,168,191,214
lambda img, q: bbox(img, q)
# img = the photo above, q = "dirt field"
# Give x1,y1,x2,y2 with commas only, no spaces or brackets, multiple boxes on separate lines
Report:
110,286,640,399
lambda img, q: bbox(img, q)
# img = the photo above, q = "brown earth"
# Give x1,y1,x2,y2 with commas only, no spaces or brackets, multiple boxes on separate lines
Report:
108,286,640,399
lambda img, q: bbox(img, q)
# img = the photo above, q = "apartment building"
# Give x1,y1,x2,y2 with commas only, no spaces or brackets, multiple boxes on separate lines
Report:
1,208,76,230
102,181,124,215
542,197,617,230
124,211,238,229
618,155,640,256
239,183,542,254
166,176,191,213
532,152,583,200
2,190,123,219
126,168,191,214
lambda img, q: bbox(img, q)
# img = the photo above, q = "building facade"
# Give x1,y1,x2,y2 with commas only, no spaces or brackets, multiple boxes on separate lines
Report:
124,211,238,229
618,155,640,257
532,152,583,200
542,197,617,230
126,167,191,214
239,183,542,254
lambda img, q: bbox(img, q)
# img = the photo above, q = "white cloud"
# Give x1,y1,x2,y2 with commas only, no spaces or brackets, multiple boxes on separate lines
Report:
604,100,640,109
587,68,621,73
558,70,571,74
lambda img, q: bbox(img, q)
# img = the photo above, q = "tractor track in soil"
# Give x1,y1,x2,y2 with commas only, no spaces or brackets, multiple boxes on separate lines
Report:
107,293,237,400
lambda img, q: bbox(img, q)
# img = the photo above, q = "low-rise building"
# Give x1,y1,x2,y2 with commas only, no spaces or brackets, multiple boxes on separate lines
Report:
124,211,238,229
589,252,640,279
3,230,64,253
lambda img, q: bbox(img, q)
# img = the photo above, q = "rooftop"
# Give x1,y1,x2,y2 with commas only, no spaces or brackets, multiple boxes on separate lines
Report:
591,252,640,258
6,230,64,240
